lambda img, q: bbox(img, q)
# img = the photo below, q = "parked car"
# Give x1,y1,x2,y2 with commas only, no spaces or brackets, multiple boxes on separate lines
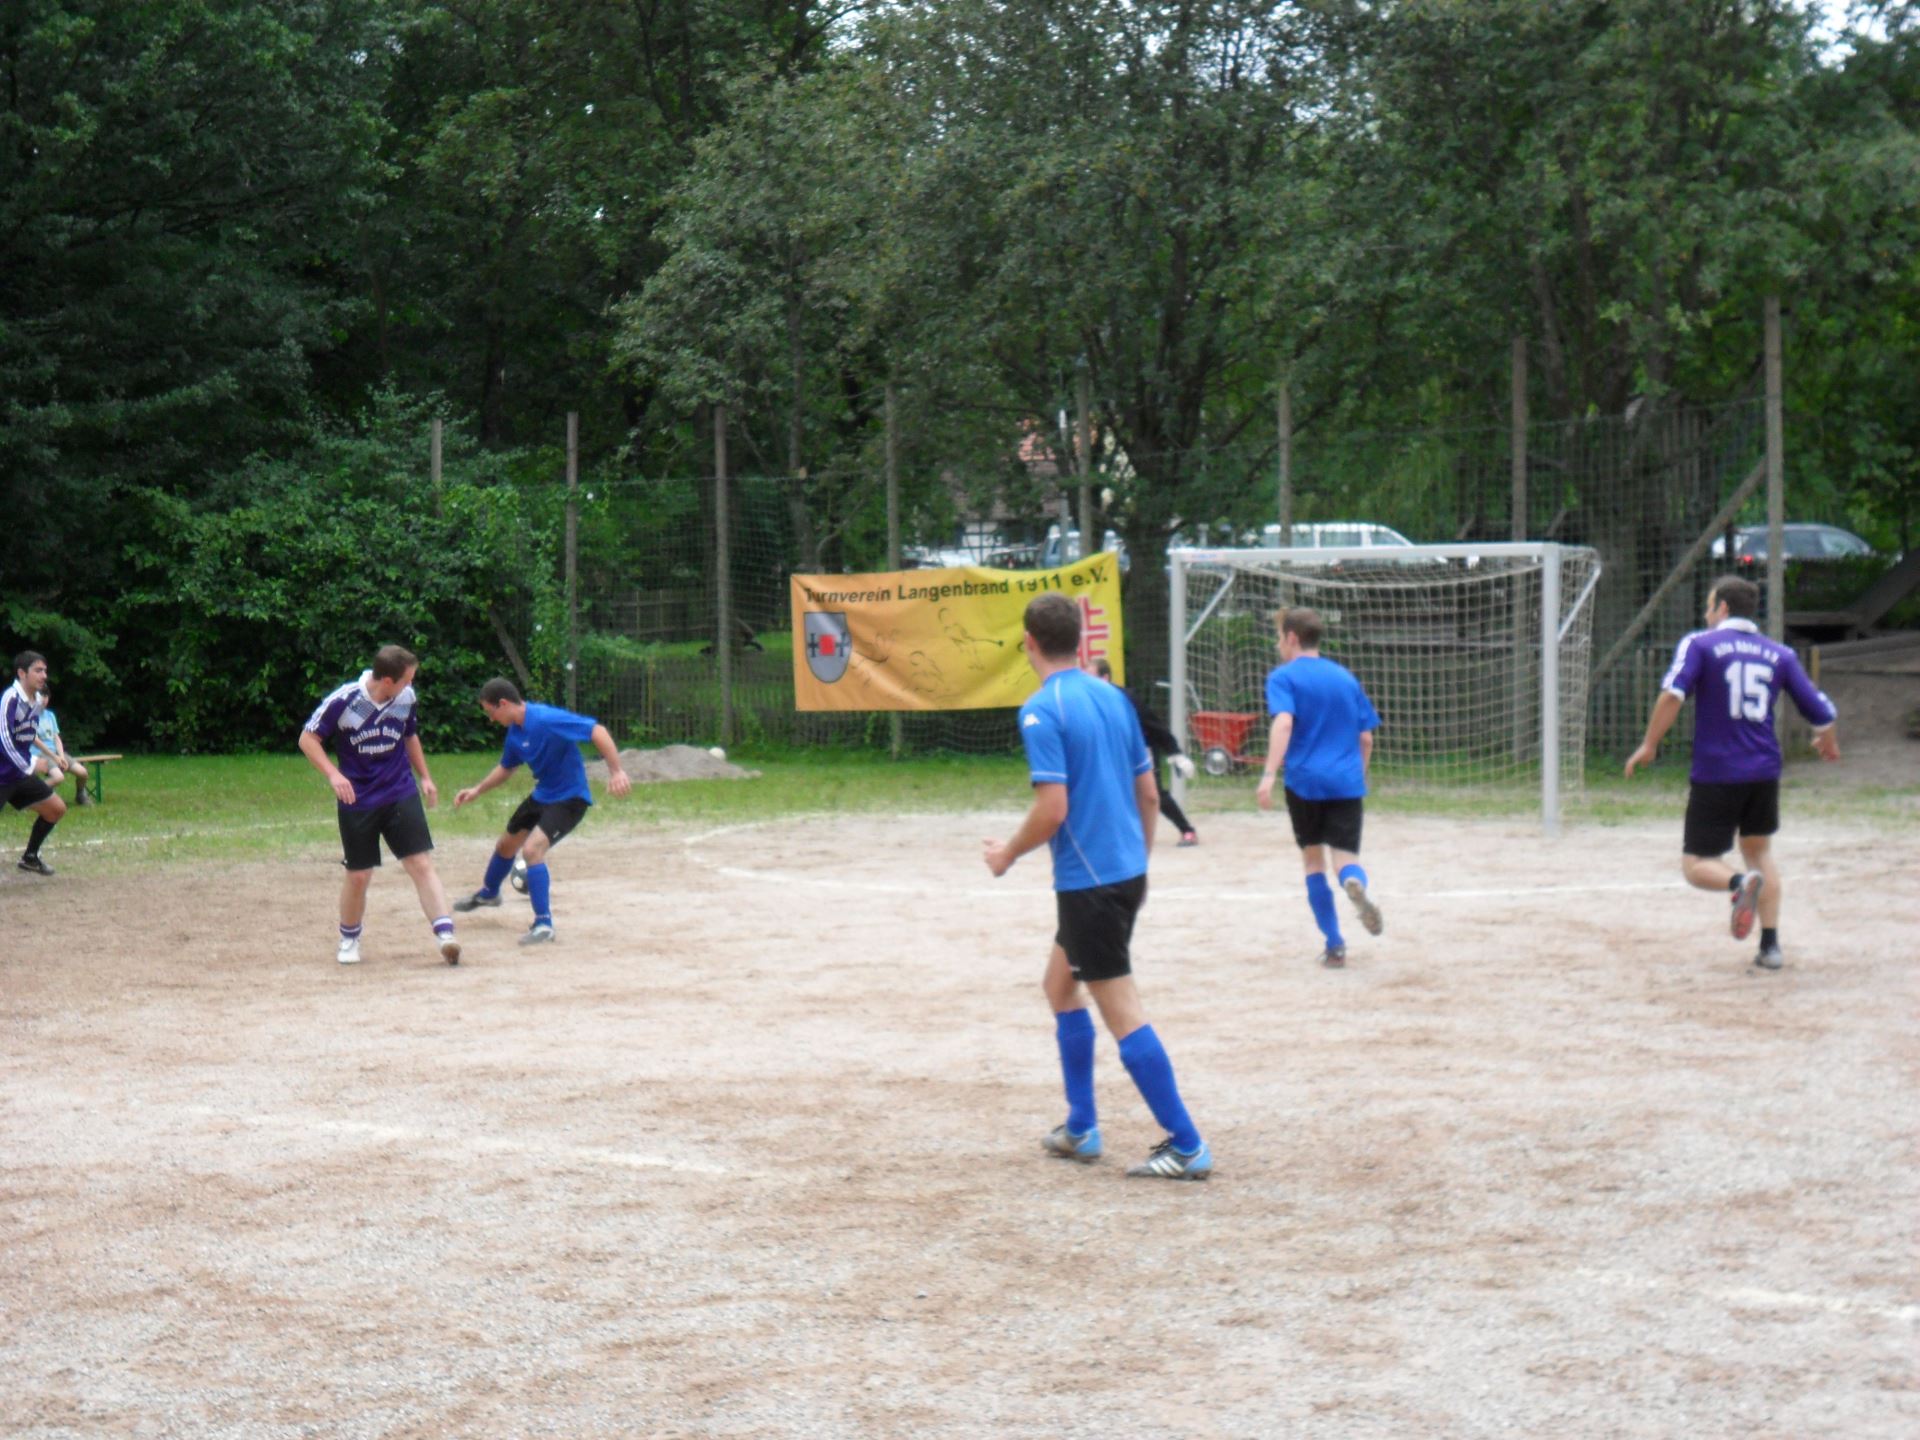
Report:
1710,523,1875,563
1259,521,1419,554
1041,524,1129,571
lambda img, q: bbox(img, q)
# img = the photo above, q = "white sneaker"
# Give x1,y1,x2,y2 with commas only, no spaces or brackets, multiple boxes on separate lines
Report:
336,937,362,965
439,935,461,966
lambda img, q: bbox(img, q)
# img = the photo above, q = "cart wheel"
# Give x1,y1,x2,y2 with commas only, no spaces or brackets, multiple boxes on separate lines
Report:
1202,746,1233,777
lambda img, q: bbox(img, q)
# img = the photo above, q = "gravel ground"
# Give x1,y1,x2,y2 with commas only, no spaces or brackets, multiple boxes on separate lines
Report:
3,804,1915,1439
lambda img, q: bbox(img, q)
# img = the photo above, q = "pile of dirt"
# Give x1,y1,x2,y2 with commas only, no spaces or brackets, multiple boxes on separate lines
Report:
586,745,757,785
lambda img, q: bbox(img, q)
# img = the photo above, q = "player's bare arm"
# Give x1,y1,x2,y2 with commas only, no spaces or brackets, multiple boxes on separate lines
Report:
1256,713,1294,810
1811,723,1840,761
405,733,438,808
1358,729,1375,775
1624,692,1684,777
589,723,631,797
454,764,513,809
983,782,1067,877
297,728,356,806
1134,768,1159,859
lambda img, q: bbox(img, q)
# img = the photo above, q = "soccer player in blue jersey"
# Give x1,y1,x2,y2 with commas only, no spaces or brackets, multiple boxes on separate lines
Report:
1625,576,1840,970
983,593,1212,1181
2,651,66,875
300,645,461,966
452,679,631,945
1255,608,1384,968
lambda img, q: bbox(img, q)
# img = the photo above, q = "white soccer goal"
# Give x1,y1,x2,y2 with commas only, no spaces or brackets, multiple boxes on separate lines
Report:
1169,543,1603,832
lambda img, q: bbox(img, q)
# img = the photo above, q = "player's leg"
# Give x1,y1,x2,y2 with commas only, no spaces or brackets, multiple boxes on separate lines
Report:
337,867,374,964
516,799,588,944
456,797,541,911
1288,790,1346,964
1738,782,1784,967
1040,940,1101,1160
17,782,65,875
1681,783,1763,941
383,796,458,964
1068,876,1209,1178
1327,801,1380,937
1157,765,1198,845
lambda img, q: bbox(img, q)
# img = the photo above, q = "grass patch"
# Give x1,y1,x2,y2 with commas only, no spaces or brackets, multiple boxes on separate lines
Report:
31,745,1902,876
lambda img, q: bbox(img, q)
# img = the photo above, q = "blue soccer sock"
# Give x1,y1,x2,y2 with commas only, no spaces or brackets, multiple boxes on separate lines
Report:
1306,872,1344,947
525,863,552,924
1054,1008,1098,1135
1117,1024,1201,1154
1338,862,1368,892
480,852,513,897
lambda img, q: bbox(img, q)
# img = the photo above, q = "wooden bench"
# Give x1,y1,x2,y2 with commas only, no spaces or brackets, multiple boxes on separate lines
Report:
69,754,124,804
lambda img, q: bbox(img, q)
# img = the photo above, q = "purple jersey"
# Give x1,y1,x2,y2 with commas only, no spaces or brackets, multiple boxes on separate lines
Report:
1,680,44,785
1661,619,1836,783
304,672,420,810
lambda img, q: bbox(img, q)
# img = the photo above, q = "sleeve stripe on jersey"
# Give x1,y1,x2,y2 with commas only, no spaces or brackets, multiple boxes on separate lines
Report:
1659,634,1694,698
1029,769,1067,782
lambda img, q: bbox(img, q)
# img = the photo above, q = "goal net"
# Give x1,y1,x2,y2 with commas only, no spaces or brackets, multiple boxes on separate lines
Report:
1169,543,1603,830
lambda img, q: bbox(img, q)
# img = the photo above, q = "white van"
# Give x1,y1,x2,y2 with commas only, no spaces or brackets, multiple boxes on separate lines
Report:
1260,521,1417,553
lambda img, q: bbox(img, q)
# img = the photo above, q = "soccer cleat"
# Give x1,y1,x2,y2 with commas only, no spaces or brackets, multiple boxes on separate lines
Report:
1343,876,1384,936
439,936,461,966
1126,1137,1213,1181
16,854,53,876
336,937,362,965
519,921,555,946
1730,872,1764,941
1754,942,1785,971
1041,1124,1103,1163
1178,832,1199,848
510,856,530,894
1319,944,1348,969
453,890,502,913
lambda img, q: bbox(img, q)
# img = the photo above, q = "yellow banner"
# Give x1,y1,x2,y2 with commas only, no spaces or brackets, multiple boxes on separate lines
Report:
791,556,1125,711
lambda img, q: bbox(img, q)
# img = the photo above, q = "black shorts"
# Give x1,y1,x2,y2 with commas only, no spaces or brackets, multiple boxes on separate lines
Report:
1683,779,1780,857
1284,789,1364,852
1,775,55,810
338,793,434,871
506,794,590,846
1054,875,1148,983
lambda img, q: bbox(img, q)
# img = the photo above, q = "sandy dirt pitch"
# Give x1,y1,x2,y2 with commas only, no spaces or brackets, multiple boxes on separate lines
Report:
4,805,1916,1439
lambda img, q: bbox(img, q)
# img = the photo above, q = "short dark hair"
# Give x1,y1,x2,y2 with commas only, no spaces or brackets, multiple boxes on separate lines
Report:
1090,657,1114,679
371,644,417,681
14,650,45,675
479,677,523,706
1277,607,1324,650
1024,594,1081,659
1710,576,1760,619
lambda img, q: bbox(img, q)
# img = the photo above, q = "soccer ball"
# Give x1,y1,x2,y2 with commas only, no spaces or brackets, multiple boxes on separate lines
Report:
510,855,529,893
708,746,726,762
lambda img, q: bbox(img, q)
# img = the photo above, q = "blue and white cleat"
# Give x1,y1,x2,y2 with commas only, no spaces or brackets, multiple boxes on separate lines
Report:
1042,1124,1103,1163
1343,876,1383,936
1126,1137,1213,1181
519,921,555,946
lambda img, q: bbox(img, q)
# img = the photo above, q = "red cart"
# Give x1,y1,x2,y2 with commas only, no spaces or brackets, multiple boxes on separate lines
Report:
1189,710,1263,776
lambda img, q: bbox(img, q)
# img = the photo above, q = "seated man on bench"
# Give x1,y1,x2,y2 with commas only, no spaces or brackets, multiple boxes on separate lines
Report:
33,696,90,806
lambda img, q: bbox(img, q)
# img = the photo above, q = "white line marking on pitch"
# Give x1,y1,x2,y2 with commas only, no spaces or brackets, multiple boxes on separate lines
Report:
1575,1267,1919,1324
184,1106,729,1177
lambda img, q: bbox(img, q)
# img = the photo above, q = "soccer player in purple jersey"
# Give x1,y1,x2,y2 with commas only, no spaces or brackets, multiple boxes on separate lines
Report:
299,644,461,967
1625,577,1840,970
2,651,66,875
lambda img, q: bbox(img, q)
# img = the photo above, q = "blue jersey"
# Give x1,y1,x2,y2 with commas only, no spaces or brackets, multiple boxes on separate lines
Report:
500,702,599,804
1265,656,1381,801
1660,618,1836,784
1018,667,1152,891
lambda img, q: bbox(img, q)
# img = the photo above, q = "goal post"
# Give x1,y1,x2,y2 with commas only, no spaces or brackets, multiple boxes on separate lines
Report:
1168,542,1603,832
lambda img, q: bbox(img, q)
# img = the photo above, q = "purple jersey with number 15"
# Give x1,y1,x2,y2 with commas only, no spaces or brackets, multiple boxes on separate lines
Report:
1661,618,1836,784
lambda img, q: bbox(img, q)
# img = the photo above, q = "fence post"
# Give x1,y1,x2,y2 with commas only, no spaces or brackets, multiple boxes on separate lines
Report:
1511,337,1528,541
1076,354,1093,559
715,403,733,746
886,383,902,760
1276,378,1293,545
1764,296,1786,641
565,412,579,712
